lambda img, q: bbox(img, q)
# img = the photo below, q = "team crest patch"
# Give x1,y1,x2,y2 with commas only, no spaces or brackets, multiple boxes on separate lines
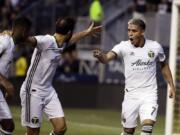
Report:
31,117,39,124
148,50,155,58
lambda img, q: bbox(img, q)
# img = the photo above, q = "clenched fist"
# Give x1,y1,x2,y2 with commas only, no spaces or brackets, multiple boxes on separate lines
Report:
93,49,103,58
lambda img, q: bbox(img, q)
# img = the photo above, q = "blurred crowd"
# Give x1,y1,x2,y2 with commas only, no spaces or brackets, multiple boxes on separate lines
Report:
133,0,172,13
133,0,172,20
0,0,173,30
0,0,173,79
0,0,36,30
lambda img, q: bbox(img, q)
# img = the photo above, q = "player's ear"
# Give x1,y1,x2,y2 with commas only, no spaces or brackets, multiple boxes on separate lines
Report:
141,29,145,36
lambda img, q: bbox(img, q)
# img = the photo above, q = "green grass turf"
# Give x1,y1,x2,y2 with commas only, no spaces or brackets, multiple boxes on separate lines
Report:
11,106,165,135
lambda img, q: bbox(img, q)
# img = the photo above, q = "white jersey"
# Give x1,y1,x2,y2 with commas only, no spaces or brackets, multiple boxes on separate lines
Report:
0,34,15,77
21,35,65,97
112,40,166,96
0,34,15,101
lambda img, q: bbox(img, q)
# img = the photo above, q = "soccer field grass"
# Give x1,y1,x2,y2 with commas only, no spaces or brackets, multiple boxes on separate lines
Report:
11,106,165,135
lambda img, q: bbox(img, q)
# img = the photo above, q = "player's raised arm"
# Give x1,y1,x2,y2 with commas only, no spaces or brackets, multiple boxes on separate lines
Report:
159,61,176,99
70,22,102,44
93,49,117,64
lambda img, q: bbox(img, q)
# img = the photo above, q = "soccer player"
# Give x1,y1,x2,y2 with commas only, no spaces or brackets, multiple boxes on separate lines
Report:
0,17,31,135
93,18,176,135
20,17,101,135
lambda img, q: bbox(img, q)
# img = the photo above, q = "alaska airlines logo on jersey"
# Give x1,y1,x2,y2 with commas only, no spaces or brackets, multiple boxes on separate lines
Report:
131,59,153,66
148,50,155,58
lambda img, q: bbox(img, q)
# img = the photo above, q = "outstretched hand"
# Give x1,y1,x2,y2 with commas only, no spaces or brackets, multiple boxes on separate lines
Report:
169,87,176,99
86,22,102,38
69,22,102,44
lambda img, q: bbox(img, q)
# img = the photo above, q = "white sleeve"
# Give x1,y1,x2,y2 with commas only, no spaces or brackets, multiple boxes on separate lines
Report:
35,35,53,51
0,38,9,54
111,41,124,57
156,42,166,62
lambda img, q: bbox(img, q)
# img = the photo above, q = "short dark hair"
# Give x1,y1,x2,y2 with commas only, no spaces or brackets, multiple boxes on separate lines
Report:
55,17,75,35
128,18,146,30
13,17,32,30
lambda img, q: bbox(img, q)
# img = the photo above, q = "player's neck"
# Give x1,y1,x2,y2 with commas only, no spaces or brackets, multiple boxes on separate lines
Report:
54,33,66,47
140,37,146,47
137,37,145,47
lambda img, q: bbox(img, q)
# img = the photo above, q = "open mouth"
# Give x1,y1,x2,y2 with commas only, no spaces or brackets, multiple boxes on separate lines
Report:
129,38,134,42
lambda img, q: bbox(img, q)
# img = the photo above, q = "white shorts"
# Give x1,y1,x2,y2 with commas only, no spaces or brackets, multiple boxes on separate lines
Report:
20,90,64,128
121,97,158,128
0,101,12,120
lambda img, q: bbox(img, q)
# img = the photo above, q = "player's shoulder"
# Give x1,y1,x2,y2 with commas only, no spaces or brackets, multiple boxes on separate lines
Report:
35,34,53,40
0,34,12,45
112,40,130,53
35,34,54,44
0,34,11,40
146,39,162,48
